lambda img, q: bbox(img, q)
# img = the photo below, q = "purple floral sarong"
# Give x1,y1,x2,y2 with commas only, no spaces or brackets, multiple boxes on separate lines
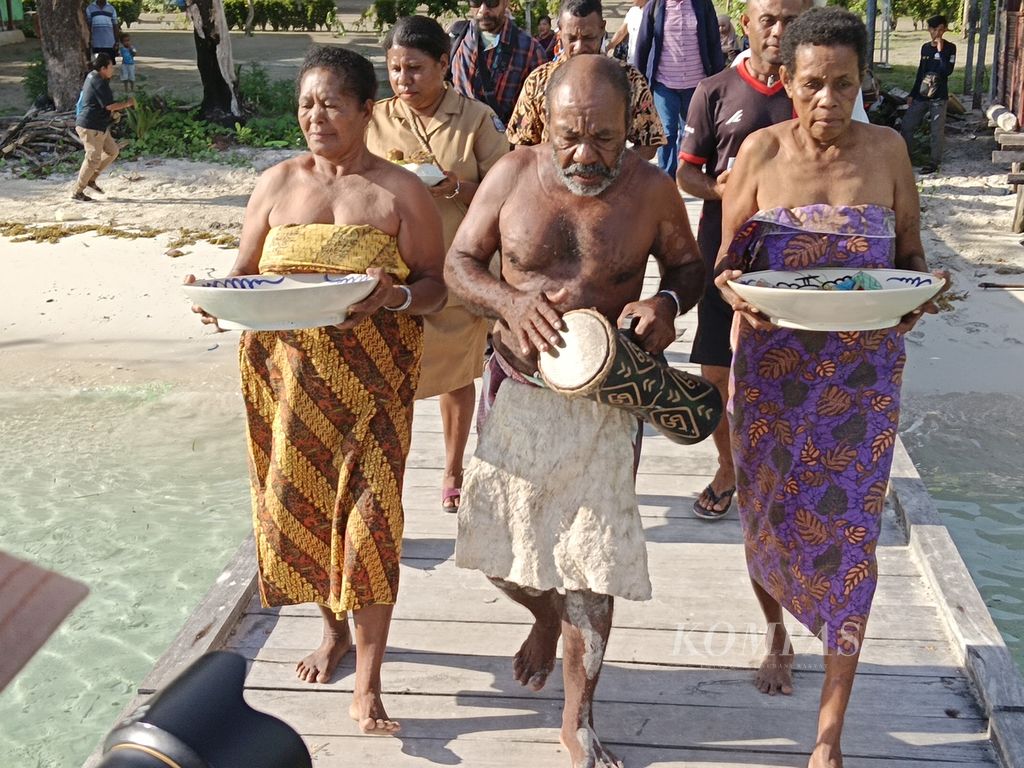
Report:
723,205,906,652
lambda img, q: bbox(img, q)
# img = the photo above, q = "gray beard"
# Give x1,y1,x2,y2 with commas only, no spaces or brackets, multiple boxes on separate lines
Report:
551,147,625,197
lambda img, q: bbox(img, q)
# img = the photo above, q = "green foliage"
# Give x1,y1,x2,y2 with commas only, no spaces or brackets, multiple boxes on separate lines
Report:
121,91,223,160
510,0,552,31
234,116,304,148
115,76,305,162
238,62,297,114
140,0,176,11
222,0,336,31
23,53,48,103
833,0,962,27
370,0,461,27
108,0,144,27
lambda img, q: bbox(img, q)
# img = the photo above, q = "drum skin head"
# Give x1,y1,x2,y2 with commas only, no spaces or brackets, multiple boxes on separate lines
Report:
539,309,615,393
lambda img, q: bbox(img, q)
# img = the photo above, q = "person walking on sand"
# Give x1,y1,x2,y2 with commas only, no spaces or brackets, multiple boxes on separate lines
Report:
72,53,134,202
447,55,705,768
676,0,809,520
901,14,956,174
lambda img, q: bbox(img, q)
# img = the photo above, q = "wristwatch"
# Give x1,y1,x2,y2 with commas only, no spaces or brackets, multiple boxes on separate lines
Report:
655,289,682,316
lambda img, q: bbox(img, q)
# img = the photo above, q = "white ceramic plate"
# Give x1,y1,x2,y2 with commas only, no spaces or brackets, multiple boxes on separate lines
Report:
728,268,945,331
404,162,447,187
183,273,379,331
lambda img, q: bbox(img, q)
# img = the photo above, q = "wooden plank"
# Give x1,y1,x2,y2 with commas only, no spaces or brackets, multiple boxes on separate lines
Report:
995,129,1024,145
0,550,89,691
889,438,1024,768
242,564,946,641
227,614,962,674
243,690,993,763
296,735,998,768
1006,172,1024,184
136,533,258,694
991,149,1024,162
398,532,922,577
240,653,979,717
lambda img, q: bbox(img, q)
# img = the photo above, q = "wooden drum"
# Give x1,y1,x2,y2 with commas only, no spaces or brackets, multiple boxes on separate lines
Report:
538,309,722,445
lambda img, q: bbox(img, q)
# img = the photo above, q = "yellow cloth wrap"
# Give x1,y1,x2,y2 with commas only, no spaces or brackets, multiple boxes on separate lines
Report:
259,223,412,282
241,223,422,614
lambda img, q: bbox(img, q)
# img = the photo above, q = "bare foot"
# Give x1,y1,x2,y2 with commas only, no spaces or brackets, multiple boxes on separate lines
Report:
349,690,401,734
560,725,624,768
514,609,561,691
755,650,795,695
808,743,843,767
296,623,352,683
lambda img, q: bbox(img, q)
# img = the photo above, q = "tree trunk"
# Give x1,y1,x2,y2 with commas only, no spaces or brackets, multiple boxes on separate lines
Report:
35,0,90,110
186,0,241,122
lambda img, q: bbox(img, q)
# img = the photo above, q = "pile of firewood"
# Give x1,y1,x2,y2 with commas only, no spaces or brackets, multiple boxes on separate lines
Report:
0,109,82,171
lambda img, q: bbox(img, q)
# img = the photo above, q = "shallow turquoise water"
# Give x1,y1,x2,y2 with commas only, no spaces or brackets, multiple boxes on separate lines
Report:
0,386,250,768
0,387,1021,768
901,393,1024,670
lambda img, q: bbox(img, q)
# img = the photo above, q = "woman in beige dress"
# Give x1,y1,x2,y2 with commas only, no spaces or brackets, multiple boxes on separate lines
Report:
367,14,509,512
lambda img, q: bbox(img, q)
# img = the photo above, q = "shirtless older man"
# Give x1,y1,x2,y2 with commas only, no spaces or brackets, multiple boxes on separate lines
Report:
446,55,704,768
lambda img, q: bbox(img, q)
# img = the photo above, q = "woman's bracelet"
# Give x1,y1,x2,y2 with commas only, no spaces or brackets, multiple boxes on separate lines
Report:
444,177,462,200
385,284,413,312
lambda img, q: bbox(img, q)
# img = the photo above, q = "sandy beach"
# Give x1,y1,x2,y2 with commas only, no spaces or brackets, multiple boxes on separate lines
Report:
3,124,1023,394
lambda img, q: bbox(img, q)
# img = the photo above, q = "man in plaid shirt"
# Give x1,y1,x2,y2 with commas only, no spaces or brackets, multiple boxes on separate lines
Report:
451,0,547,128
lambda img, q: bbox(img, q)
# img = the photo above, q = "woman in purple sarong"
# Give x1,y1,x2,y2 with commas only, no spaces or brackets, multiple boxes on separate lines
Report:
714,8,945,768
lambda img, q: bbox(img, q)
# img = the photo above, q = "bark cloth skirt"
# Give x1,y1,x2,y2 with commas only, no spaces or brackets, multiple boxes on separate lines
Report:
456,353,652,601
723,205,906,651
239,223,422,615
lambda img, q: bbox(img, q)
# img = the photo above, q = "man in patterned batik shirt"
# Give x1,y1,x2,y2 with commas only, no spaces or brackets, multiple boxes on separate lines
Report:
506,0,666,159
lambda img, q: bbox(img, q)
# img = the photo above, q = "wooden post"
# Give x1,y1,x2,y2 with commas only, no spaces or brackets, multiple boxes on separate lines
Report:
963,0,979,95
991,0,1003,100
866,0,878,67
975,0,992,108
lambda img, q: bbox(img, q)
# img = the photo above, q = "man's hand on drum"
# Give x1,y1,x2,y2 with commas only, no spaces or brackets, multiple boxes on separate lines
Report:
715,269,774,330
617,297,676,355
505,287,569,356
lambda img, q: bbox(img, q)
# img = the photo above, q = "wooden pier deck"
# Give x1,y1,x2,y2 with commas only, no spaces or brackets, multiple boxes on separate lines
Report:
87,212,1024,768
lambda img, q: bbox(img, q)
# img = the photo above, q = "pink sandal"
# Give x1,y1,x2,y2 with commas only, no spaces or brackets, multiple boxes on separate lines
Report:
442,487,461,514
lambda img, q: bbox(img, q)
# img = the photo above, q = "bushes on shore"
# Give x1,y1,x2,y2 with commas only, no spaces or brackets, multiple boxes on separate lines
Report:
222,0,336,31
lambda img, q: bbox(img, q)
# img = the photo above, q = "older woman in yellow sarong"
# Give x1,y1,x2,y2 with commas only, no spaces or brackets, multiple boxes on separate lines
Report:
191,46,445,734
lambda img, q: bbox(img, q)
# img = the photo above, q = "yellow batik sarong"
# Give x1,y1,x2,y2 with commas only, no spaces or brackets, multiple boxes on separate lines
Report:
240,223,423,615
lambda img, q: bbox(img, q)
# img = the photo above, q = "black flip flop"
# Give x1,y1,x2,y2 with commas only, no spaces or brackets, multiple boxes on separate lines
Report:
693,485,735,521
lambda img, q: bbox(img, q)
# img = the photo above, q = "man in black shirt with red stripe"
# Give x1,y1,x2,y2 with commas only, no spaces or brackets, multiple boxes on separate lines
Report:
901,15,956,174
676,0,808,522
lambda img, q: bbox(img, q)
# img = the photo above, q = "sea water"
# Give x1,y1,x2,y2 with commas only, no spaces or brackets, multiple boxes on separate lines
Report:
0,386,250,768
0,387,1021,768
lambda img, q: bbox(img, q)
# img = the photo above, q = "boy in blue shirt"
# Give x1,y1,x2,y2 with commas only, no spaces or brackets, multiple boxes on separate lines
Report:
119,33,137,94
